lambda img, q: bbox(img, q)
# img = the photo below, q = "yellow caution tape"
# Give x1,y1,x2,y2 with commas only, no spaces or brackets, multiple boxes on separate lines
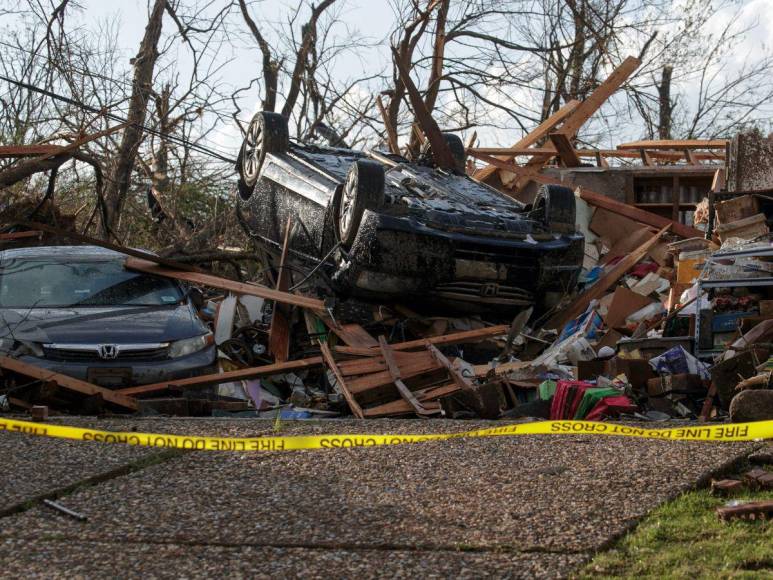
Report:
0,417,771,451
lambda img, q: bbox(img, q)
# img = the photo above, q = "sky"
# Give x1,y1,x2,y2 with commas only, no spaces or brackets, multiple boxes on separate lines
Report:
2,0,773,161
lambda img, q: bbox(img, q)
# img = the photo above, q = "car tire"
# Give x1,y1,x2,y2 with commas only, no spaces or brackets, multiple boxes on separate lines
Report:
338,159,385,247
533,184,576,229
237,111,290,200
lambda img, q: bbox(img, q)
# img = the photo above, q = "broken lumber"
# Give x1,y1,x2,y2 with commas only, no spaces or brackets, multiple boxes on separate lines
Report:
618,139,728,150
334,324,509,356
269,217,293,362
544,225,671,331
0,356,137,411
577,187,702,239
115,356,324,397
512,56,640,190
125,257,325,312
474,99,581,181
391,47,456,171
320,342,364,418
548,133,581,167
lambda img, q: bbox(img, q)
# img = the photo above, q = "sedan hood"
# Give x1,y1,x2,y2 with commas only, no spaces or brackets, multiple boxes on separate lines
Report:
0,305,205,344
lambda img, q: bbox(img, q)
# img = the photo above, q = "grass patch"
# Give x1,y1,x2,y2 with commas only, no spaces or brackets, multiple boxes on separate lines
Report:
579,470,773,579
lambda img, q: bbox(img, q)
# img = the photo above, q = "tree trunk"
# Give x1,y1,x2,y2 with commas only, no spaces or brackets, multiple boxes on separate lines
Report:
101,0,165,237
658,64,673,140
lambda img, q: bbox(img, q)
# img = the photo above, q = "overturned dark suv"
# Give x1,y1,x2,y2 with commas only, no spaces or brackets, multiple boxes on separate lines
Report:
235,112,583,313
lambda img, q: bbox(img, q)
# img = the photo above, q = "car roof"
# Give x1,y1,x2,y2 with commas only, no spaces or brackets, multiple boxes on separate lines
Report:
0,245,130,261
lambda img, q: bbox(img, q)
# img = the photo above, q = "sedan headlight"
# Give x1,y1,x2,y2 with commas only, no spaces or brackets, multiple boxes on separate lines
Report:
168,333,214,359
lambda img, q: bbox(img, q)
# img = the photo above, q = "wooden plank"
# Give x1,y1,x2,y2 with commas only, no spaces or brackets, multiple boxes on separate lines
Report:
469,147,724,161
543,225,671,331
578,187,702,239
338,351,431,376
320,342,363,418
363,384,456,417
124,257,325,312
474,99,581,181
348,358,442,394
334,324,509,356
512,56,641,190
116,357,324,397
618,139,728,150
426,343,475,390
269,217,293,362
640,148,653,166
0,356,137,411
376,95,400,155
378,336,437,416
331,323,379,348
548,133,581,167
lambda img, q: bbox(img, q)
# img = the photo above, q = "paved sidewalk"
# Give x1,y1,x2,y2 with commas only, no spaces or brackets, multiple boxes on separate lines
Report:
0,417,759,578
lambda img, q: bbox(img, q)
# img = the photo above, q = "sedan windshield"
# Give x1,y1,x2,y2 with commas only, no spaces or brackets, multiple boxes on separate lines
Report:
0,258,183,308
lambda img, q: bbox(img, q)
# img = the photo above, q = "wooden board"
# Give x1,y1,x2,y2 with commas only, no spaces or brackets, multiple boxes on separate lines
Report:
578,187,703,240
617,139,728,150
116,356,324,397
269,217,293,362
0,356,137,410
543,224,671,331
548,133,581,167
334,324,509,356
320,342,363,418
474,99,580,181
124,257,325,312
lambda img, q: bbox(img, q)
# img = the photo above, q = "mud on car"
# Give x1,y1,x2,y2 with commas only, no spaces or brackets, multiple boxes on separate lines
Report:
234,111,584,314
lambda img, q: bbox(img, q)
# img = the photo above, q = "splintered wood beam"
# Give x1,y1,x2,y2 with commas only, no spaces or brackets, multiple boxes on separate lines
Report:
467,147,724,161
115,357,324,397
320,342,364,418
391,46,456,171
512,56,640,190
474,99,580,181
548,133,581,167
376,95,400,155
334,324,510,356
617,139,729,150
640,148,653,166
125,257,325,312
543,225,671,331
378,336,438,416
577,187,703,239
269,217,293,362
0,356,138,411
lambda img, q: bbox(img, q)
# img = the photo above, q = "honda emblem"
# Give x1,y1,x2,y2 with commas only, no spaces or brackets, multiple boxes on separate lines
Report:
97,344,119,360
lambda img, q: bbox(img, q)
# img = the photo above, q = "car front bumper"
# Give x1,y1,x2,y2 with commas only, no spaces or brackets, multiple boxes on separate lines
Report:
336,211,584,309
19,345,218,388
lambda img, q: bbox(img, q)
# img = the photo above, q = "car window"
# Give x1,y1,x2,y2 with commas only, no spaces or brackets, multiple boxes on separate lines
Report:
0,258,182,308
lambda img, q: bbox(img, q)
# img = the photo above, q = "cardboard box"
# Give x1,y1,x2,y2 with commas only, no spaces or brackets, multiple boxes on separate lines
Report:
646,373,705,397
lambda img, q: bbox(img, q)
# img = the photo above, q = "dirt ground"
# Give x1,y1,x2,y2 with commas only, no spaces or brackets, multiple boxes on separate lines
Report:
0,417,762,579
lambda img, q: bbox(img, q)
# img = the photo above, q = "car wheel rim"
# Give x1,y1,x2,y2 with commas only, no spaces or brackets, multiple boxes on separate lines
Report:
340,171,357,237
242,118,264,181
